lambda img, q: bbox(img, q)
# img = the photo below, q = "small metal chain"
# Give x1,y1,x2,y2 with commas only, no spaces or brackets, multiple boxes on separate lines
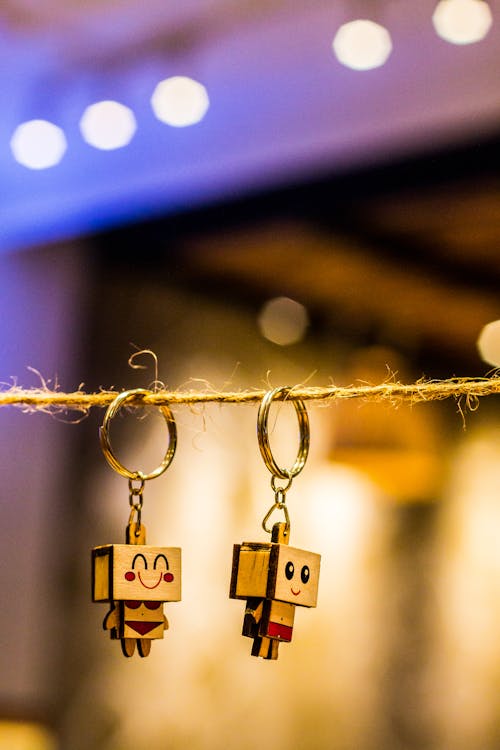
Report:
128,474,145,534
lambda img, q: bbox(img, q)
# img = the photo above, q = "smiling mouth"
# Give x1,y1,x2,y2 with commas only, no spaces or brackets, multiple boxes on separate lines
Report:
291,587,301,596
138,572,162,589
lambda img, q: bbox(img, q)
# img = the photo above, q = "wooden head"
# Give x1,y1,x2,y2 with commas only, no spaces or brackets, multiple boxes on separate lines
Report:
92,544,182,602
230,541,320,608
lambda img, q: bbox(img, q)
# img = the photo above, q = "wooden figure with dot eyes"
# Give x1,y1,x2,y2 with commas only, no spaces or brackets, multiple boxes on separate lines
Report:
230,386,321,659
230,521,320,660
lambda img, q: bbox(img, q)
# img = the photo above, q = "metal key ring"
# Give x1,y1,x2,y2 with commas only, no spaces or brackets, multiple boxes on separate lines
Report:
100,388,177,481
257,386,310,481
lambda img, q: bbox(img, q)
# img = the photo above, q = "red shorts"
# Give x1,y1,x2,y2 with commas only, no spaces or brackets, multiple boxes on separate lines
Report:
266,621,293,642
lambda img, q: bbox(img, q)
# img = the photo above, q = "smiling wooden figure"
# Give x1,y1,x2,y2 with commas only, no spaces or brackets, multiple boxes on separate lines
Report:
230,522,320,660
92,523,181,657
93,387,181,658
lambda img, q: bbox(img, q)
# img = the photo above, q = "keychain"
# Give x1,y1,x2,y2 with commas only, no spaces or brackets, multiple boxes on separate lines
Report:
91,388,181,658
229,386,320,660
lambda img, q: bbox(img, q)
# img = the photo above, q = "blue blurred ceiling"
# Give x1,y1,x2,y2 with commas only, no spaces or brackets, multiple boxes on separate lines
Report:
1,0,500,253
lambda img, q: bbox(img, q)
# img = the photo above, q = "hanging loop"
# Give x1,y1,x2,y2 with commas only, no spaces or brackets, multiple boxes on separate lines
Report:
262,496,290,535
257,386,310,481
128,504,143,533
99,388,177,481
262,482,290,534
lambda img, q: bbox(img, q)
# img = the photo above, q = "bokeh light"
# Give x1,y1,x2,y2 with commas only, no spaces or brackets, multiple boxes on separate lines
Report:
151,76,210,127
332,19,393,70
258,296,309,345
432,0,492,44
477,319,500,366
10,119,67,169
79,100,137,150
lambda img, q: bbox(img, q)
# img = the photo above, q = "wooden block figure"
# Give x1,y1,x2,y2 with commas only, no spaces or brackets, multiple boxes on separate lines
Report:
92,524,181,657
230,522,320,660
95,388,181,658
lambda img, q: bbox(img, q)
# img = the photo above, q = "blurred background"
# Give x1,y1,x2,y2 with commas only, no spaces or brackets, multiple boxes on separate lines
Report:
2,1,500,748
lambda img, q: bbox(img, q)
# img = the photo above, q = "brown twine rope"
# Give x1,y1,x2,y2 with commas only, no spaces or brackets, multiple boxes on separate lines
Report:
1,376,500,415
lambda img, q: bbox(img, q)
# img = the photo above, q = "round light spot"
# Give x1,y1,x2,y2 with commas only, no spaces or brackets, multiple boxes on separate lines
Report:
477,320,500,366
258,296,309,346
432,0,492,44
332,19,393,70
79,100,137,150
151,76,209,127
10,119,67,169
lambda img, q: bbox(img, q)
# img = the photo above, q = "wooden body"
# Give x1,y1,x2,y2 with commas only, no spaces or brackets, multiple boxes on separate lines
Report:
104,600,168,640
243,598,296,640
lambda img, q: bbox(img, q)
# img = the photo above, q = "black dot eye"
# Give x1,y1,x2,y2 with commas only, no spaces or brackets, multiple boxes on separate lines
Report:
285,561,294,580
301,565,310,584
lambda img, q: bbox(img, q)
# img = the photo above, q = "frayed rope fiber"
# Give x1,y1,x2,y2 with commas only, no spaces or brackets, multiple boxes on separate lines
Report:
1,376,500,415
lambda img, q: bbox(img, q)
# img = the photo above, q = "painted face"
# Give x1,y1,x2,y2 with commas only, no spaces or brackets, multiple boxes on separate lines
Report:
272,545,320,607
124,552,174,589
111,545,182,602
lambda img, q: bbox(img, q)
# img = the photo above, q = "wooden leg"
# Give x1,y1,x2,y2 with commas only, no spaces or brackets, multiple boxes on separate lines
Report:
251,635,280,660
137,639,151,658
121,638,136,657
259,637,271,658
251,637,262,657
267,640,280,660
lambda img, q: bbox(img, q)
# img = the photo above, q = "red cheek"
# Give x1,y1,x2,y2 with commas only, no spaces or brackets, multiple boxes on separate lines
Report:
164,573,174,583
125,571,135,581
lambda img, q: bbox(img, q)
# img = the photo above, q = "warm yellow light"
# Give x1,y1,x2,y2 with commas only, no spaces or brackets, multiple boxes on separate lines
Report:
258,296,309,345
432,0,492,44
332,19,392,70
10,120,67,169
0,720,56,750
79,100,137,150
305,464,378,560
477,319,500,366
151,76,209,127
